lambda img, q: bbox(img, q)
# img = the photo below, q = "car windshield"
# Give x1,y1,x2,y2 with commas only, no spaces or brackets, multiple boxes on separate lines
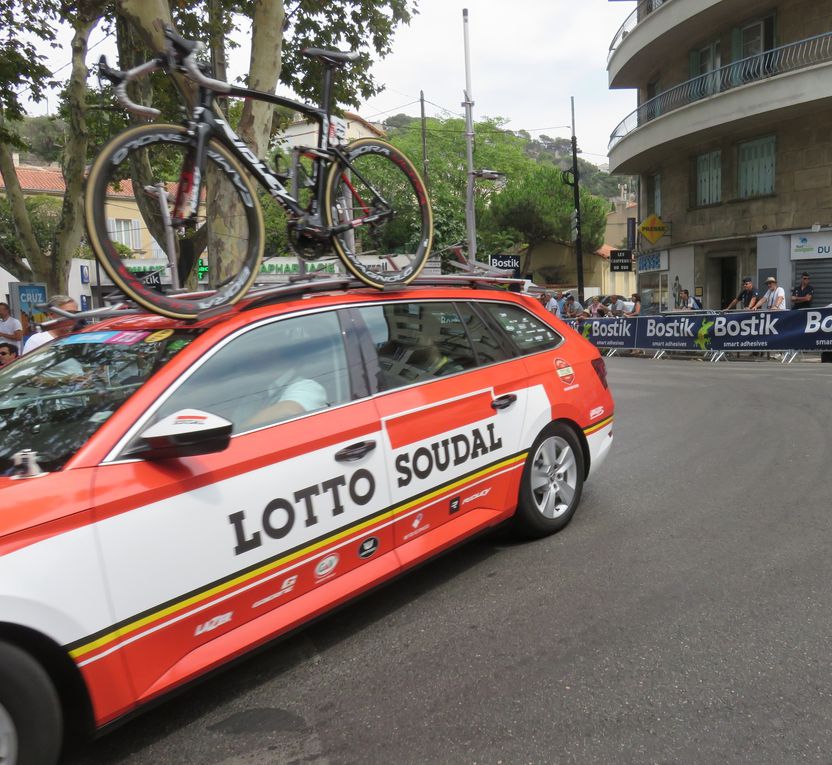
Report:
0,328,198,475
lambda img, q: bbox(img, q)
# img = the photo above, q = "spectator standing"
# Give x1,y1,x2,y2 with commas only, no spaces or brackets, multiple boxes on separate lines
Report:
544,291,561,318
791,272,814,309
752,277,786,310
606,294,626,315
0,302,22,353
564,294,585,318
22,295,79,354
625,294,642,317
0,342,18,367
678,289,702,310
587,295,604,317
725,277,758,310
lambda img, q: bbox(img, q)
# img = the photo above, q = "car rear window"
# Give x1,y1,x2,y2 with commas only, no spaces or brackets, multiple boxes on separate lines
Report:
0,329,198,474
480,302,562,354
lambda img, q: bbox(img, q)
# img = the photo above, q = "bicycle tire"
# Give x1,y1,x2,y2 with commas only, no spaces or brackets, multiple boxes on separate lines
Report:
85,123,264,320
323,138,432,288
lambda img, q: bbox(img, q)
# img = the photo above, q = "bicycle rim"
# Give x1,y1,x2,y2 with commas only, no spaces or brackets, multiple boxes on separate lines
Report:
324,139,432,288
85,124,264,320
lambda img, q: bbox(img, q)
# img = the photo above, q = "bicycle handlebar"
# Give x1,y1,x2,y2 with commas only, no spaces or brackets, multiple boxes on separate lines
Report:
98,27,230,120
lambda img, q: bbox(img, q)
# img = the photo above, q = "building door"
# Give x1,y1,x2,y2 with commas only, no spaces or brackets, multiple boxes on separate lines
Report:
721,256,738,309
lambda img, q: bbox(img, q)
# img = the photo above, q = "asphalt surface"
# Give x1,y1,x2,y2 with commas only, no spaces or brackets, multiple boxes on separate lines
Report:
66,357,832,765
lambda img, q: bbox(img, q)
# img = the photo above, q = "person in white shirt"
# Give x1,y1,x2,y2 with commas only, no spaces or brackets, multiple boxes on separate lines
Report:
751,277,786,311
22,295,79,354
0,302,22,353
544,292,560,318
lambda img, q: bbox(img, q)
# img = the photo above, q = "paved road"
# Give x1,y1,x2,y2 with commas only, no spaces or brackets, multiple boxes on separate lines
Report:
67,358,832,764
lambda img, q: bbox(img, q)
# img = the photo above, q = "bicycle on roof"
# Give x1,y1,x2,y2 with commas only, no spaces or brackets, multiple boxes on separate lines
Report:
84,27,433,320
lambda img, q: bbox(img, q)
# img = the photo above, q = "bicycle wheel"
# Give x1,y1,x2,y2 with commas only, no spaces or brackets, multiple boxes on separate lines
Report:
85,123,264,319
323,138,432,288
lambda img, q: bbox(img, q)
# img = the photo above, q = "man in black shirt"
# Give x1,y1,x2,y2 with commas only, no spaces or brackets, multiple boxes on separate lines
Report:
791,272,814,309
725,277,758,310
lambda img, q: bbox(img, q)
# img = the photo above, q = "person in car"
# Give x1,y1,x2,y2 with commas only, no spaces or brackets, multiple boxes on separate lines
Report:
22,295,79,354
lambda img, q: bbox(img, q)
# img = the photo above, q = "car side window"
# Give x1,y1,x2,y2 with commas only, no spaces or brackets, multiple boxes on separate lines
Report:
140,311,351,435
480,302,562,354
454,302,512,365
357,302,478,391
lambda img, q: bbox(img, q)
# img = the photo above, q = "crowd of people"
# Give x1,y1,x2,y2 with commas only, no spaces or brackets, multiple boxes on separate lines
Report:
537,272,816,320
0,295,80,367
539,290,642,319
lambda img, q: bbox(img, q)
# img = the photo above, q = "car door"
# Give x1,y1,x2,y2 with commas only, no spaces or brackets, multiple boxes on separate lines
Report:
351,298,532,568
86,308,396,703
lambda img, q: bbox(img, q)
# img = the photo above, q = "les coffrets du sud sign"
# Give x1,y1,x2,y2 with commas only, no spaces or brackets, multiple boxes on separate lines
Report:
565,308,832,352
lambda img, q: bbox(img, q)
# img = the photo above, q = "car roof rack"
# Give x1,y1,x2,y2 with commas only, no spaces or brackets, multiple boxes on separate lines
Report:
230,273,529,316
36,273,532,328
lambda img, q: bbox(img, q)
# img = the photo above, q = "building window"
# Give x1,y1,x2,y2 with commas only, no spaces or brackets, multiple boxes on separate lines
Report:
696,150,721,206
738,136,775,198
648,173,662,217
106,218,141,250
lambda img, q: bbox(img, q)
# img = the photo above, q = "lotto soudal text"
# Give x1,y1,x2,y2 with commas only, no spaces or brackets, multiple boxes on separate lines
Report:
395,423,503,487
228,468,375,555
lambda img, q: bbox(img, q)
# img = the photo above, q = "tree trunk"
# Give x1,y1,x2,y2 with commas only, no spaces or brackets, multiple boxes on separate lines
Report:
210,0,285,286
0,111,45,282
49,4,106,295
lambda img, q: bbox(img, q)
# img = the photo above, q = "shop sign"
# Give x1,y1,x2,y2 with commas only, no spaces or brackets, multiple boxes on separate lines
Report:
636,250,668,273
638,214,668,245
790,233,832,260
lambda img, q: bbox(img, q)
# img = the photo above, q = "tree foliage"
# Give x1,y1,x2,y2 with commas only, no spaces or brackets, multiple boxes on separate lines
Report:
384,115,611,268
0,0,418,293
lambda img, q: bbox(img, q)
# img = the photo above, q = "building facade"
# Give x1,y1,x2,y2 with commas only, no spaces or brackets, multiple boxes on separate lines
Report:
608,0,832,310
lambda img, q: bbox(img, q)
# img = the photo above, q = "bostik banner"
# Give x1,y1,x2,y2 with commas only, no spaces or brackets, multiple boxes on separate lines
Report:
565,308,832,352
564,317,637,349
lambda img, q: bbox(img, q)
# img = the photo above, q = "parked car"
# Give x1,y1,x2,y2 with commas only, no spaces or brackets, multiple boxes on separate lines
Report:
0,278,614,763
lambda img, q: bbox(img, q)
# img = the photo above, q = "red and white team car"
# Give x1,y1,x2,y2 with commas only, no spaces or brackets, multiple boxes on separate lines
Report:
0,278,613,764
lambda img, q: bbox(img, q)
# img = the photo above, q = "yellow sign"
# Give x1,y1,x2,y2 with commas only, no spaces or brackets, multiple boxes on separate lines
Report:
638,214,668,245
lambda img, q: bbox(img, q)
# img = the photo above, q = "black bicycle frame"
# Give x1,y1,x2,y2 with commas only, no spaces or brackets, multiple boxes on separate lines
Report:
186,67,346,224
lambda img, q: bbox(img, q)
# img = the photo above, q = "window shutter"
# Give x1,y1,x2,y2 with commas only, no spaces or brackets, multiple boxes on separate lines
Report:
131,219,142,250
711,151,721,203
689,49,701,79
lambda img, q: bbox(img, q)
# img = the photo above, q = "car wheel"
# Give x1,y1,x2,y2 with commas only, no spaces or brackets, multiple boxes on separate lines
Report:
0,641,62,765
514,422,585,538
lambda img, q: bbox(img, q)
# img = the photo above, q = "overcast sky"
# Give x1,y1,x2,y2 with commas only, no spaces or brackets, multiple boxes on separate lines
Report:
29,1,637,167
361,0,637,165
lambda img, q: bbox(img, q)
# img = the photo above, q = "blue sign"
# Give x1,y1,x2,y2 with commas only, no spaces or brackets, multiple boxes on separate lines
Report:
569,308,832,352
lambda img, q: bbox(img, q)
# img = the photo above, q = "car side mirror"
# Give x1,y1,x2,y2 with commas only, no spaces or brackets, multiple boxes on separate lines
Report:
126,409,232,460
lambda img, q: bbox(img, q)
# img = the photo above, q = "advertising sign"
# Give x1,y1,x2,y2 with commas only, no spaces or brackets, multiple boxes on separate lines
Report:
790,233,832,260
570,308,832,353
490,254,521,272
9,283,48,335
638,214,668,245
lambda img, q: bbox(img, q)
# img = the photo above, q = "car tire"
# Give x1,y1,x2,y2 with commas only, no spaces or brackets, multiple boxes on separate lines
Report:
513,422,585,538
0,641,62,765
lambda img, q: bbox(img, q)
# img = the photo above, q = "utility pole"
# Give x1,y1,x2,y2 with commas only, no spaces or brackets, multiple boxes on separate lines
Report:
570,96,585,304
420,90,429,187
462,8,477,264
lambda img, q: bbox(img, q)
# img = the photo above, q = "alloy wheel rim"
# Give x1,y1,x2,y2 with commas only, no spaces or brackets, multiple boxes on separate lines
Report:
0,703,18,765
529,435,578,519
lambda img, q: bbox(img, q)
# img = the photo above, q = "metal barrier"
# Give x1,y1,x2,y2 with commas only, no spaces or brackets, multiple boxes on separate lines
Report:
568,308,832,362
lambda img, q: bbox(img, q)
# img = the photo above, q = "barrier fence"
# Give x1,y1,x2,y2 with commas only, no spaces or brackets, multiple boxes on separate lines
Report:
564,308,832,360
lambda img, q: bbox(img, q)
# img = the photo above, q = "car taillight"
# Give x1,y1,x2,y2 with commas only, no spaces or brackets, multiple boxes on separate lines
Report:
591,357,608,389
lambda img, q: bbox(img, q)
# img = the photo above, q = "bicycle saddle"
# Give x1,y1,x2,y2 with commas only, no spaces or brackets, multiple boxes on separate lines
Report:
301,48,359,67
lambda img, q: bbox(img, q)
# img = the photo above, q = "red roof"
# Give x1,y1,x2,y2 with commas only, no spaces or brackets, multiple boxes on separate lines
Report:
0,165,139,198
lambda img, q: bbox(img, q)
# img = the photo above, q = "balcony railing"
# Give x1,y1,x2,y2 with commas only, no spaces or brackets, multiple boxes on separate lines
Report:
608,0,674,63
609,32,832,151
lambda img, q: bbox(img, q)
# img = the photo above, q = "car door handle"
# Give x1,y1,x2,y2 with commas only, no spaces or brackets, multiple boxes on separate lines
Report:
335,440,377,462
491,394,517,410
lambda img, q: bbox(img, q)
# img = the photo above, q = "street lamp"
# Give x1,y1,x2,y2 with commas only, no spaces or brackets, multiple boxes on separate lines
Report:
474,169,504,180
